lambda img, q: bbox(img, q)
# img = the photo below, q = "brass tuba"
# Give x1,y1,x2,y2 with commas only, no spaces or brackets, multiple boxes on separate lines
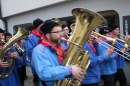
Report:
0,27,28,78
54,8,106,86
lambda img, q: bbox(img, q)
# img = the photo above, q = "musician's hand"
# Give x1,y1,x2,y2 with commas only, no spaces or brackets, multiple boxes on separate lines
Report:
10,52,18,59
106,46,114,56
92,38,99,43
71,65,83,80
121,48,126,53
0,59,9,68
13,43,18,48
125,35,130,41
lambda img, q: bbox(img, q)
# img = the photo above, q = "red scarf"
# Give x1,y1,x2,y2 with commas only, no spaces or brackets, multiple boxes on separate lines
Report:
99,37,107,42
38,37,66,64
31,30,42,37
88,42,96,53
111,34,118,38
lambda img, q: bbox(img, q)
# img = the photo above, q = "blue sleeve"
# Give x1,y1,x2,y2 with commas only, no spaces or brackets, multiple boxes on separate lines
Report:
15,56,23,68
84,43,106,66
8,47,23,68
105,53,118,61
98,43,117,61
31,46,71,81
89,55,105,67
27,35,37,58
84,42,107,66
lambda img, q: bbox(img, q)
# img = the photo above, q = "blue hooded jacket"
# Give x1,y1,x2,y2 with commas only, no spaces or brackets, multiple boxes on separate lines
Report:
98,40,118,75
115,40,126,69
82,42,109,84
31,43,71,86
0,46,22,86
26,33,40,74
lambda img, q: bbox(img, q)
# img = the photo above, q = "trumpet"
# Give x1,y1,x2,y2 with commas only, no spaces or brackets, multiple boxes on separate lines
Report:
14,43,26,57
91,32,130,61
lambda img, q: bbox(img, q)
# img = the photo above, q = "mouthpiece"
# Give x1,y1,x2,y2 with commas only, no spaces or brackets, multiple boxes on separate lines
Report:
60,37,66,41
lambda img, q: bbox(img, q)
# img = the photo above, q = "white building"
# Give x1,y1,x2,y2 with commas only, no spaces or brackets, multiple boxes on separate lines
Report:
1,0,130,82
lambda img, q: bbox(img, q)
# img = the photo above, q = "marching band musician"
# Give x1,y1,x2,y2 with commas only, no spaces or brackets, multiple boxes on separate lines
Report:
31,20,83,86
98,27,118,86
62,24,69,46
81,31,114,86
108,24,128,86
4,32,12,42
62,25,69,39
5,32,26,86
0,28,23,86
14,39,27,86
26,18,44,86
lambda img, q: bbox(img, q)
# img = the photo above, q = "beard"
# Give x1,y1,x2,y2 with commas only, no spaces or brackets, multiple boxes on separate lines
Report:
50,37,61,45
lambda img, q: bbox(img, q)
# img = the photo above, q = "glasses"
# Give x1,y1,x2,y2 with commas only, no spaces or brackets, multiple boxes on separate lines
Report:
50,30,63,34
64,29,69,32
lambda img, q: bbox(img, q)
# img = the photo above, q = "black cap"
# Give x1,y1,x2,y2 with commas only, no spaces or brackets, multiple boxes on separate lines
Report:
0,28,4,33
40,20,60,35
33,18,44,29
108,24,118,31
99,27,112,35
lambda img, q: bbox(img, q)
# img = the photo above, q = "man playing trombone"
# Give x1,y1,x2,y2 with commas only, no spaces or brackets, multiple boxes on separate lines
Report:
108,24,128,86
97,27,118,86
81,31,115,86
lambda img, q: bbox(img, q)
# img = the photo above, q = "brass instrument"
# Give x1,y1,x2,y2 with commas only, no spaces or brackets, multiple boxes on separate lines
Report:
91,32,130,61
70,23,75,32
14,43,26,59
119,33,125,38
93,32,116,45
52,18,62,26
117,33,130,48
54,8,106,86
0,27,28,78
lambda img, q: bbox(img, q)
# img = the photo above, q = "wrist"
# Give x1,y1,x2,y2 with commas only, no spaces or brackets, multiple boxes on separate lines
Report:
67,65,72,74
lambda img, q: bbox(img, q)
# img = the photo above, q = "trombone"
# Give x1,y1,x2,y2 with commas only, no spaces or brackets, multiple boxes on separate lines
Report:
92,32,130,61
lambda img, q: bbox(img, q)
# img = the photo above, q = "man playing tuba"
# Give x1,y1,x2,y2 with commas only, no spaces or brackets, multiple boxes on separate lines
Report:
31,20,83,86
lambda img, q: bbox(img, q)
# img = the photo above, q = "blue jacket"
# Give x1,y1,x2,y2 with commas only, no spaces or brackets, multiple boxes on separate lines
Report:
26,33,40,74
115,40,126,69
98,40,118,75
27,34,40,60
0,47,23,86
22,39,28,66
82,42,108,84
31,44,71,86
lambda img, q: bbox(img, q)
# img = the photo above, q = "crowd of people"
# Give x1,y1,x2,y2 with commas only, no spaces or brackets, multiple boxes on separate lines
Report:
0,18,130,86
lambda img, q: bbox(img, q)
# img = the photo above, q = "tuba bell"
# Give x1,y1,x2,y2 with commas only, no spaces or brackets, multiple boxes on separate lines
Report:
54,8,106,86
0,27,28,78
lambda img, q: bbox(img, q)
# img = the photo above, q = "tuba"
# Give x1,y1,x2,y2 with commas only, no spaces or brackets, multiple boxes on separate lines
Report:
0,27,28,78
54,8,106,86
